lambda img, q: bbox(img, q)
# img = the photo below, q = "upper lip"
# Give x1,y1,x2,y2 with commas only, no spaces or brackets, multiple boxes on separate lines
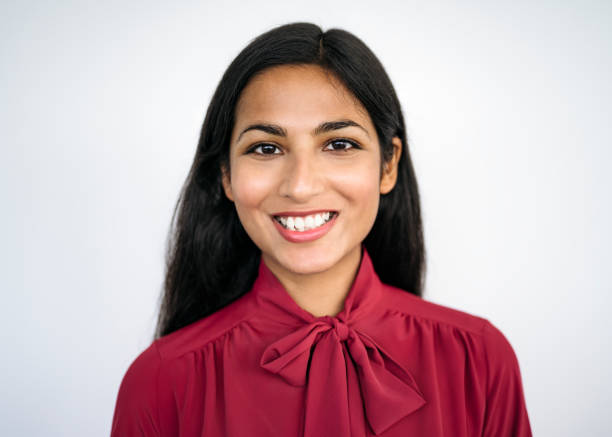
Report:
272,209,337,217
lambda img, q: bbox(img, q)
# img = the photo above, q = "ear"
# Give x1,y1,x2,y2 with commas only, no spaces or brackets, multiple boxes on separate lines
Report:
220,164,234,202
380,136,402,194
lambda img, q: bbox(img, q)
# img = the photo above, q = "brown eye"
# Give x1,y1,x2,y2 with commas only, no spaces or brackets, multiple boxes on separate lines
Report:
249,143,281,155
324,139,359,151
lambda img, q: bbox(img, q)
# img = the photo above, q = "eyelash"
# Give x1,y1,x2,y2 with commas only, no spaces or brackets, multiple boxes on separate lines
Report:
246,139,361,155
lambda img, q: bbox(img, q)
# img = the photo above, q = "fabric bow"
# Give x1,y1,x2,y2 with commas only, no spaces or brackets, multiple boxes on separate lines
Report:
260,317,426,435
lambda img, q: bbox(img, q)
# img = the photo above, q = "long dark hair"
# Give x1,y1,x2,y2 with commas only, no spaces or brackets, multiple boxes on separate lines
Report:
155,22,426,338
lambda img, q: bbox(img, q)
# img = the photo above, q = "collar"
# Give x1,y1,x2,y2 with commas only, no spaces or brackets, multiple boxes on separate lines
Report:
252,247,427,435
252,246,383,325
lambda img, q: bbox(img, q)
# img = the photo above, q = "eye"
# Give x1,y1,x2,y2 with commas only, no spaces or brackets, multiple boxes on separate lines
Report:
247,143,282,155
323,139,360,152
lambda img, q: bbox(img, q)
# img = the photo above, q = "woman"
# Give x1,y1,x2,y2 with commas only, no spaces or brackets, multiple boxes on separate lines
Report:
111,22,532,436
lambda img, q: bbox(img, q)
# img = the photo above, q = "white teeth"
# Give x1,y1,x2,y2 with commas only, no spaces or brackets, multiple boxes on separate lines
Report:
286,216,295,231
274,212,336,232
294,216,305,231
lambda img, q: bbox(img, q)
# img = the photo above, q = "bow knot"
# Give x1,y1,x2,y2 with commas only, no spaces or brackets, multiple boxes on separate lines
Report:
330,316,350,341
260,318,426,435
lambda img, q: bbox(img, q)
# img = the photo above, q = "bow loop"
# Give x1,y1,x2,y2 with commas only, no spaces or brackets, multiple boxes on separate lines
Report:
260,318,426,435
260,322,331,386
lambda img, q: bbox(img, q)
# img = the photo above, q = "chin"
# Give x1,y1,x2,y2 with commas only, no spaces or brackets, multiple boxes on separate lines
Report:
273,247,342,276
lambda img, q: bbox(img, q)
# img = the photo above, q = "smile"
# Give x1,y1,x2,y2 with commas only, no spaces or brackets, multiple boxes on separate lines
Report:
271,211,339,243
273,212,337,232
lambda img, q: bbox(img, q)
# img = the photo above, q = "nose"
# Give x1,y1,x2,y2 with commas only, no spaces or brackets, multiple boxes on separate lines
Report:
278,149,324,202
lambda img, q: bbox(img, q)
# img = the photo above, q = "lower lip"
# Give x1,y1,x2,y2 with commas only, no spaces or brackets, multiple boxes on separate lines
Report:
271,214,338,243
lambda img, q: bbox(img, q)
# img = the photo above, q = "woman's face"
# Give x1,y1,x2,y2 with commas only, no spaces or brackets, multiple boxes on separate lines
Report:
223,64,400,277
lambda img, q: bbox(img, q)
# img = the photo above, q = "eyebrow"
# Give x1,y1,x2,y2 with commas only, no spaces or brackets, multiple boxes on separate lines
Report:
236,119,370,142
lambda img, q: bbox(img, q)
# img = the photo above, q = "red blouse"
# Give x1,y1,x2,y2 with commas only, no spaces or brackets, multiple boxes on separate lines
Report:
111,249,532,436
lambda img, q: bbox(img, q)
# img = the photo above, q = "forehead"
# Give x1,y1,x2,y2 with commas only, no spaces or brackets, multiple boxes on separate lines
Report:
233,65,373,132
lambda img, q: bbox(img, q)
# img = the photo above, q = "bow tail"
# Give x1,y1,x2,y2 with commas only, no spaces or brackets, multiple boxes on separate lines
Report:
303,331,351,437
345,345,368,437
348,335,427,435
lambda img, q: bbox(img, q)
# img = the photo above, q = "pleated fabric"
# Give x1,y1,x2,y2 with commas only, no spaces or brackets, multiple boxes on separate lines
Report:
111,248,532,436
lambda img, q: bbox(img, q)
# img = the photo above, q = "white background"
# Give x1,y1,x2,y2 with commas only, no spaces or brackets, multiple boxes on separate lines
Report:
2,0,610,435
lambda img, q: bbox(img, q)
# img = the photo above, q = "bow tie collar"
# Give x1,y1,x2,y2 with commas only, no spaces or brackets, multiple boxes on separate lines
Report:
252,249,427,435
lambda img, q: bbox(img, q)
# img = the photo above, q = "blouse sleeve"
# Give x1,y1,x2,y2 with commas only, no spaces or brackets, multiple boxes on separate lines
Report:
481,321,532,437
110,341,177,437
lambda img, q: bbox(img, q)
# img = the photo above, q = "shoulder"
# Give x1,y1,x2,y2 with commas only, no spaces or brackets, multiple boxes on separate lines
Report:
111,342,166,435
114,341,162,404
378,284,531,428
379,283,489,335
155,288,258,360
378,283,523,368
379,284,532,430
479,320,526,396
111,291,258,435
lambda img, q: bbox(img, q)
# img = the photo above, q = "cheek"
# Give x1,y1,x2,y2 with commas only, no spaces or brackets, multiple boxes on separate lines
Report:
230,162,277,212
332,161,381,214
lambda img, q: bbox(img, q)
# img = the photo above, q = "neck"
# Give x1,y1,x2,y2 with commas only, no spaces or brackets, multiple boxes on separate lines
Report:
263,246,362,317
